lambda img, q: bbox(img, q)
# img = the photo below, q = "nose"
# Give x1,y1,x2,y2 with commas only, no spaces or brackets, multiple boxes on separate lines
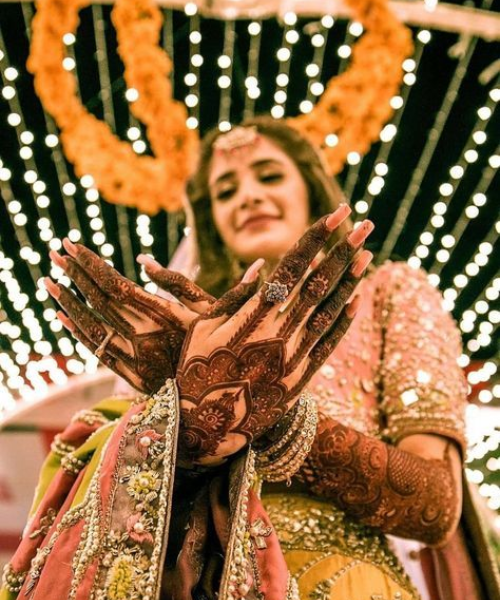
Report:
238,179,265,210
240,194,263,210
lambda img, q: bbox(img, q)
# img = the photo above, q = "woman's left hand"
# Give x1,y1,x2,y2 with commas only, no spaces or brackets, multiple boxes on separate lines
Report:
46,240,218,394
177,211,374,465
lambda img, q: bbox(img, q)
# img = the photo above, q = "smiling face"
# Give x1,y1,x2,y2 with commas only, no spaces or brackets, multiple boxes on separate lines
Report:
208,135,310,264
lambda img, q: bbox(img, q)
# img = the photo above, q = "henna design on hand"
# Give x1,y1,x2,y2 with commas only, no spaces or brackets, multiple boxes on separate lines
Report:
177,211,374,465
141,264,214,308
47,242,219,394
296,412,459,546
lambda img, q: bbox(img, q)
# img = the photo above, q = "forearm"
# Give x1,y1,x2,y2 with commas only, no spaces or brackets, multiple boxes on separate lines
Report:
295,411,461,547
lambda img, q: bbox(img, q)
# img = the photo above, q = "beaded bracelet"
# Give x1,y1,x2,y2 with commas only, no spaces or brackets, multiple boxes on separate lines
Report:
255,394,309,460
255,391,318,483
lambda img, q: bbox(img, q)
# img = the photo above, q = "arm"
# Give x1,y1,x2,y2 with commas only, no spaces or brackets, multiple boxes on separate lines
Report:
296,416,462,547
297,263,467,547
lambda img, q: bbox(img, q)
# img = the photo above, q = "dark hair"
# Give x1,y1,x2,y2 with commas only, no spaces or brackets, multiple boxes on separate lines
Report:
187,116,351,297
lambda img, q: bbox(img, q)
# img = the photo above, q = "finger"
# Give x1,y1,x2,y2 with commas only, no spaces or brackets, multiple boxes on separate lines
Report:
65,317,152,393
63,239,148,307
277,223,374,342
48,279,116,350
62,239,188,329
197,259,264,345
284,250,372,375
309,295,361,368
288,298,361,398
265,205,352,302
56,310,75,332
306,250,371,340
202,260,263,322
62,256,136,337
138,255,215,312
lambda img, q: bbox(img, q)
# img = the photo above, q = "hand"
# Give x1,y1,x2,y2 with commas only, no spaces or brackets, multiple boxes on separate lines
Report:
177,206,374,465
45,241,216,394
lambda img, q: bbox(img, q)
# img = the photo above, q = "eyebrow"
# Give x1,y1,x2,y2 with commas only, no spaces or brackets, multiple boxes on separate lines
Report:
211,158,283,187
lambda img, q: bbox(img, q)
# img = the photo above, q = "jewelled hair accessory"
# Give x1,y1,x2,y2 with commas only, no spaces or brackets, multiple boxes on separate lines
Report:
264,281,289,304
213,126,260,153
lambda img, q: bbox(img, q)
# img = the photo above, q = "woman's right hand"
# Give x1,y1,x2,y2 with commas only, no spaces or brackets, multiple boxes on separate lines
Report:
177,206,374,465
45,242,219,395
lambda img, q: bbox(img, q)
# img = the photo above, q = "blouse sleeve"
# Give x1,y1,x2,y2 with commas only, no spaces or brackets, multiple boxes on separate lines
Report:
376,262,467,455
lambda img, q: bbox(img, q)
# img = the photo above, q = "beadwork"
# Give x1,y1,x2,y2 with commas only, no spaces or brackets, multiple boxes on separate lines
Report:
255,392,318,483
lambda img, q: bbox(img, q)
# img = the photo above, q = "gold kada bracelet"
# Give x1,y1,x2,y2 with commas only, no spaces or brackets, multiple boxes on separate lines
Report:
255,391,318,483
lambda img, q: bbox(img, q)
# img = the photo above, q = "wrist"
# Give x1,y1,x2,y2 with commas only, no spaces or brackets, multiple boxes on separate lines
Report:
254,390,318,484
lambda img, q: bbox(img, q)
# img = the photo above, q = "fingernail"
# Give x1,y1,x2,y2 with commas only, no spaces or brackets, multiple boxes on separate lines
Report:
63,238,77,256
347,220,374,247
57,311,74,332
326,204,352,231
346,295,361,318
242,258,265,283
45,277,60,299
350,250,373,278
137,254,160,270
49,250,66,268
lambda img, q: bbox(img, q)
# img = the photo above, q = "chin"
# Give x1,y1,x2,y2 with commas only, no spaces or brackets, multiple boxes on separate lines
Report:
234,238,289,263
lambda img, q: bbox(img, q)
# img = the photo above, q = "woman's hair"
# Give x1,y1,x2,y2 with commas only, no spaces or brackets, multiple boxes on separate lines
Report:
187,116,351,296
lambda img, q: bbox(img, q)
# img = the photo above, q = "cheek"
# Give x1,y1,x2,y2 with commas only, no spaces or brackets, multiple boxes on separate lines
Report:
211,202,239,250
285,180,310,231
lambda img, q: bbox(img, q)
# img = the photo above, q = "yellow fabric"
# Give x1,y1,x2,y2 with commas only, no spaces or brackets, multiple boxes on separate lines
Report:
29,398,131,515
71,422,117,507
285,550,416,599
262,493,421,600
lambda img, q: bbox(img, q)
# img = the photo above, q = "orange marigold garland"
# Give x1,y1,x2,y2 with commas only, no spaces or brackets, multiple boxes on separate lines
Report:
28,0,412,212
289,0,414,175
28,0,198,215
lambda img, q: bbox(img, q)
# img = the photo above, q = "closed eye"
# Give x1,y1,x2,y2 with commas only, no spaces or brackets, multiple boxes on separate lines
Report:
260,173,283,183
215,186,236,201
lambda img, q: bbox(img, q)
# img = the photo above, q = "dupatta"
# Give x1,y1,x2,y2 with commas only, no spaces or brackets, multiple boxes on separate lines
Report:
0,380,294,600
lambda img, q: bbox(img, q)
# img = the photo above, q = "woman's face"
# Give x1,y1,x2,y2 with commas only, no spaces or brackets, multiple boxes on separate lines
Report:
208,134,310,264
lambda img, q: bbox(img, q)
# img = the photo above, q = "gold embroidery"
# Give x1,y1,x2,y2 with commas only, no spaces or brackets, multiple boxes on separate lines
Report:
309,559,361,599
91,380,179,600
72,409,110,427
29,507,57,539
262,494,417,596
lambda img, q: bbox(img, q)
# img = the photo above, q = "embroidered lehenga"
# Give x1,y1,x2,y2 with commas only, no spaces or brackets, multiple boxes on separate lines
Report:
1,262,498,600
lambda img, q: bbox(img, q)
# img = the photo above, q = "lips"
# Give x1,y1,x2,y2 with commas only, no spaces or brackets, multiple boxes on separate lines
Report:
238,214,280,231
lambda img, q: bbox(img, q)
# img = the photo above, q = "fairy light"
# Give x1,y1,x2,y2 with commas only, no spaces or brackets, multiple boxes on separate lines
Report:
63,32,76,45
184,2,197,16
136,214,154,255
352,32,428,213
185,8,201,129
379,35,479,263
272,16,298,118
218,20,236,127
1,85,15,100
132,140,146,154
125,87,139,102
62,57,76,71
244,21,263,118
409,102,497,271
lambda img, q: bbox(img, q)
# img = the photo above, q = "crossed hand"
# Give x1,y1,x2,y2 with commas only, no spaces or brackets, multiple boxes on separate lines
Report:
47,205,373,464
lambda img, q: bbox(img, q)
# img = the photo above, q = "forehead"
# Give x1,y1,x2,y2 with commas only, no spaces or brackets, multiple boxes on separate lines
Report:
208,135,296,185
